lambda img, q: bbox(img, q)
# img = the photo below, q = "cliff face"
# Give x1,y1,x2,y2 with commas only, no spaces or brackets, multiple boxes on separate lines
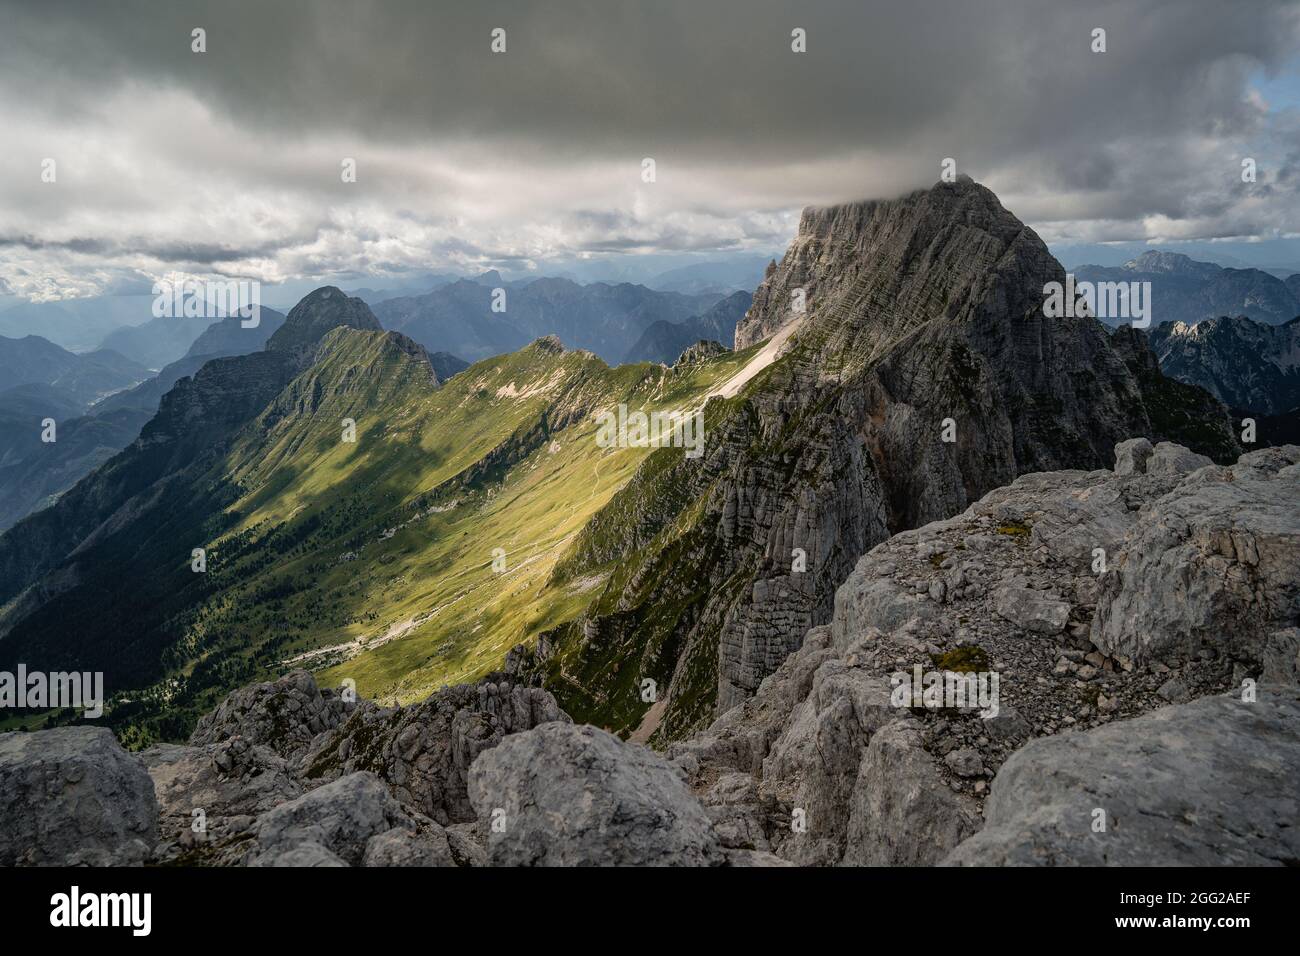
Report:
541,178,1239,737
1149,314,1300,415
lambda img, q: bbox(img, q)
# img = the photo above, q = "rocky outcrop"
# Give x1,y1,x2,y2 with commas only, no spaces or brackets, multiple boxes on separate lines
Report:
0,668,566,866
246,772,456,868
1092,444,1300,664
943,687,1300,866
297,676,569,825
544,178,1241,744
189,669,356,760
0,727,157,866
1149,315,1300,415
143,737,303,859
468,722,725,866
664,441,1300,866
673,340,728,367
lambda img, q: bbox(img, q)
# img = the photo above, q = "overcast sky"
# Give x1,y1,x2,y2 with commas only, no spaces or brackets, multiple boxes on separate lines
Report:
2,0,1299,301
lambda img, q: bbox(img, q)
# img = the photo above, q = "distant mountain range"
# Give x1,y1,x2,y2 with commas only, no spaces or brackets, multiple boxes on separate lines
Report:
0,335,148,406
0,179,1247,750
0,335,154,529
0,309,294,531
373,276,725,363
621,291,753,364
1148,314,1300,416
1074,250,1300,327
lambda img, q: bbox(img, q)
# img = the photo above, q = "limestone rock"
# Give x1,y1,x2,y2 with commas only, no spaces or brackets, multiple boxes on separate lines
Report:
468,722,724,866
994,586,1071,635
1092,445,1300,663
842,719,982,865
189,669,355,761
142,736,302,863
0,727,157,866
1147,441,1213,475
1113,437,1153,476
247,771,454,867
296,677,568,825
943,688,1300,866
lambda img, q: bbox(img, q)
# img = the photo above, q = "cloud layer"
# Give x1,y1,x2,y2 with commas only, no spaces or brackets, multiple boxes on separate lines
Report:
1,0,1298,299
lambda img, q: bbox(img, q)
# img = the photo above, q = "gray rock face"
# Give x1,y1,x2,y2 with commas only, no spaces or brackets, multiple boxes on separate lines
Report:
546,177,1239,747
468,722,724,866
0,727,157,866
1113,437,1153,476
1150,314,1300,415
668,442,1299,866
1146,440,1213,475
994,586,1071,634
944,687,1300,866
842,719,982,865
296,677,568,825
1092,445,1300,663
189,669,356,761
247,772,455,867
142,736,303,864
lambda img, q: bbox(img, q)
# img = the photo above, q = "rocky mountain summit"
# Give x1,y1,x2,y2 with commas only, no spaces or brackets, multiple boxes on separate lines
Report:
1073,251,1300,328
4,440,1295,866
537,177,1241,744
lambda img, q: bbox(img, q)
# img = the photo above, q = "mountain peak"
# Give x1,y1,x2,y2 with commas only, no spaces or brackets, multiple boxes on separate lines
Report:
267,286,383,357
737,175,1041,354
529,334,567,354
1122,250,1221,276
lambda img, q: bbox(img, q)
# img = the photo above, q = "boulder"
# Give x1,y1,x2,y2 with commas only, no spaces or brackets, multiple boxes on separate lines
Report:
1113,437,1154,476
1146,441,1213,475
841,719,982,865
246,771,455,867
296,678,568,825
1092,446,1300,663
943,687,1300,866
0,727,157,866
993,586,1071,635
189,669,355,761
468,722,724,866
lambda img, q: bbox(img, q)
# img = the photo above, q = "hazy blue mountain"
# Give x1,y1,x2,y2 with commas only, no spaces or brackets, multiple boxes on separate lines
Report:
182,308,287,359
0,294,159,352
645,257,769,295
0,334,149,405
621,290,753,364
1073,251,1300,327
97,315,216,369
374,277,722,363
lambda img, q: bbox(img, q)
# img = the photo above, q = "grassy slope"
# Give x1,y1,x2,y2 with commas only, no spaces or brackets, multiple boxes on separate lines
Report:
135,330,757,724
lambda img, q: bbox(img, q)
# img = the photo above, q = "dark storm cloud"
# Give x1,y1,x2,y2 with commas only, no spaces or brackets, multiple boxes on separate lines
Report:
4,0,1294,167
1,0,1298,296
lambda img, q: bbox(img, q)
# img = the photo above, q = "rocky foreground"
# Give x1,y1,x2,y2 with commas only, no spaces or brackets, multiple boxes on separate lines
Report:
2,441,1297,867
